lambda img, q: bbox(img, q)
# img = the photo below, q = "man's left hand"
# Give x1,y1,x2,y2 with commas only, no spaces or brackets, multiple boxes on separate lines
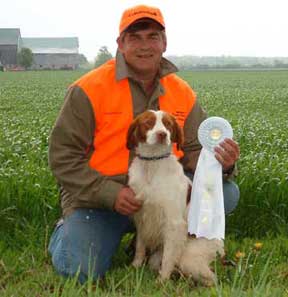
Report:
214,138,240,172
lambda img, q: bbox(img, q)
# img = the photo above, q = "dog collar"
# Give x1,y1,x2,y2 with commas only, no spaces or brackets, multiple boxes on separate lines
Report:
136,152,171,161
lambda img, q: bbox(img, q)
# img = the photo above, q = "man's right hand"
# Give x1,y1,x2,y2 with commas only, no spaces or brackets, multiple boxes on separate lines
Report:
114,186,142,216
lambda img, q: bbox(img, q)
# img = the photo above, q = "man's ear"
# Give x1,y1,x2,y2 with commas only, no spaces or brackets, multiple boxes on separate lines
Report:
117,36,124,53
162,32,167,53
163,41,167,53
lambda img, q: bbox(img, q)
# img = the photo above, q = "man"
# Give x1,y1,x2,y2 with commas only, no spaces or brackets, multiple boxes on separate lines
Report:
48,4,240,283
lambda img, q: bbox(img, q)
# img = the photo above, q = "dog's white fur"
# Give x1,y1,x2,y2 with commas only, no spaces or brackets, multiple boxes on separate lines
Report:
127,110,189,280
127,110,224,284
179,237,224,286
148,237,224,286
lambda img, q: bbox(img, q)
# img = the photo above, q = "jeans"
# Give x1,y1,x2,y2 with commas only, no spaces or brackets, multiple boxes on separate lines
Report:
48,208,134,283
48,180,239,283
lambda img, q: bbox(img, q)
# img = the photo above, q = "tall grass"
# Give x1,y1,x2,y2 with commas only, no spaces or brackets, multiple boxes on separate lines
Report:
1,236,288,295
0,71,84,239
0,70,288,295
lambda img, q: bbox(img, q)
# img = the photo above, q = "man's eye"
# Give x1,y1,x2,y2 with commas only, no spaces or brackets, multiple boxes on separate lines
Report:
128,36,137,42
150,35,159,40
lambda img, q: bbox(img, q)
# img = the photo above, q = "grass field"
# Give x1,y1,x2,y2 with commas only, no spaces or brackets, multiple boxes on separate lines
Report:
0,70,287,296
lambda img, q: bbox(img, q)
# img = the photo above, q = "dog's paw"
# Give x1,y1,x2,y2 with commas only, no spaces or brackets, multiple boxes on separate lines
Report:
195,270,216,287
156,275,167,286
132,258,144,268
198,276,215,287
158,269,171,282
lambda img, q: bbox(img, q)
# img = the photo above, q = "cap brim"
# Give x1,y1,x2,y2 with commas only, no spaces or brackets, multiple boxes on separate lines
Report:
122,18,165,34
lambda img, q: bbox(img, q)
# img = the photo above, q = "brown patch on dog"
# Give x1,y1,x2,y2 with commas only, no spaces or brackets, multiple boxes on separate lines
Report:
126,111,156,150
162,112,184,150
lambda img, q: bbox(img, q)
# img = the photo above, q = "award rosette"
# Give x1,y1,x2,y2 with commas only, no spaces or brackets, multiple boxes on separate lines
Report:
188,117,233,240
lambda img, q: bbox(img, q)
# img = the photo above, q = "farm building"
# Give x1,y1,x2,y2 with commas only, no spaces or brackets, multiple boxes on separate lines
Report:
22,37,81,69
0,28,85,70
0,28,22,68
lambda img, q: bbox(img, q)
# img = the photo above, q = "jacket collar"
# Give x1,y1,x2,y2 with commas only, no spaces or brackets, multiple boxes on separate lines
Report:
115,50,178,81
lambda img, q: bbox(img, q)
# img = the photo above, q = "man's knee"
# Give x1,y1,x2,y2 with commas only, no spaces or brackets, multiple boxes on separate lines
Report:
50,239,108,283
48,208,132,283
223,180,240,214
185,171,240,215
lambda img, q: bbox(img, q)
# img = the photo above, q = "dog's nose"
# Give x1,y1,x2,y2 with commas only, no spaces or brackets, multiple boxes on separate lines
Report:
156,131,167,143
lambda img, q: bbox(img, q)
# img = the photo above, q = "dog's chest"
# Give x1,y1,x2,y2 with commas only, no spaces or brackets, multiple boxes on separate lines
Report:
129,156,188,250
128,157,186,197
134,203,165,248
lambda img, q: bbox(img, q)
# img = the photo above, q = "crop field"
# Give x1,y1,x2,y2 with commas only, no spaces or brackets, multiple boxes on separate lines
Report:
0,70,287,296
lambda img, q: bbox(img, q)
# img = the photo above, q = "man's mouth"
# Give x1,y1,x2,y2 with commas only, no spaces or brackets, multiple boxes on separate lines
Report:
137,54,153,59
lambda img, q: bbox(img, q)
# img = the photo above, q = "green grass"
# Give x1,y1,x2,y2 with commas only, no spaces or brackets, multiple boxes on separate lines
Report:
0,70,287,296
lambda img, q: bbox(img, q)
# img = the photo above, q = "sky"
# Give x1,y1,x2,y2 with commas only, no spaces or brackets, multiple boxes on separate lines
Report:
1,0,288,61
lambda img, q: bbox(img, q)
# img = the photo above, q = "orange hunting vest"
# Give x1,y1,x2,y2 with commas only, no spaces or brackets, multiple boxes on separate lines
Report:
73,59,196,176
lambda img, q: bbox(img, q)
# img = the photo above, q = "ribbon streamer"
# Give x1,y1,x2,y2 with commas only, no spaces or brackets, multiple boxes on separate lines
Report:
188,117,233,240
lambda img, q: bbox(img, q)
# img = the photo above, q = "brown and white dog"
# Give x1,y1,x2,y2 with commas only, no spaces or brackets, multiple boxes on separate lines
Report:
126,110,190,281
126,110,225,285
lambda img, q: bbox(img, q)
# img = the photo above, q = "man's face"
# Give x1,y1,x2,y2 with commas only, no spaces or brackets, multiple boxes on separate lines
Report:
117,23,167,77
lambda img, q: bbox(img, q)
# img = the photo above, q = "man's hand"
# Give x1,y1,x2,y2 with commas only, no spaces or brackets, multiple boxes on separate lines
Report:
114,186,142,215
214,138,240,172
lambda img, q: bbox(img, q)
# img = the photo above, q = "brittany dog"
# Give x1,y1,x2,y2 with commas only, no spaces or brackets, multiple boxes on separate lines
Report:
126,110,225,285
126,110,189,281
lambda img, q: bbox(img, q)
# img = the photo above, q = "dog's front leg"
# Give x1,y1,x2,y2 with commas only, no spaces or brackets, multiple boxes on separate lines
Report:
159,220,186,280
132,232,146,268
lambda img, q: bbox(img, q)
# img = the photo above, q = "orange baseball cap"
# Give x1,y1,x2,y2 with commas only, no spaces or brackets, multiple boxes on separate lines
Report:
119,5,165,35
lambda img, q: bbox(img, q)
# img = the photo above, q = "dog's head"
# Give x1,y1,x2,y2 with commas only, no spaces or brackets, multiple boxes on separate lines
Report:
126,110,184,150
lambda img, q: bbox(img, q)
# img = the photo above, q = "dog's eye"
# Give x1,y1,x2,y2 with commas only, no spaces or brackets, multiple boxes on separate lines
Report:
162,119,173,131
142,119,155,128
164,121,172,128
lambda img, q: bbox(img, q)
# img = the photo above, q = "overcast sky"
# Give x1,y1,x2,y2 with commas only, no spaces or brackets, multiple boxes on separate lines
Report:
2,0,288,61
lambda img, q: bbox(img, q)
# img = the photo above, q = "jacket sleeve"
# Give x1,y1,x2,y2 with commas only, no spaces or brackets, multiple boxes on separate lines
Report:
179,99,207,174
48,85,123,210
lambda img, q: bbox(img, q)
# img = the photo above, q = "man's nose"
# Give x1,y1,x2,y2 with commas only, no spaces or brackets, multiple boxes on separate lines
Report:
138,39,152,50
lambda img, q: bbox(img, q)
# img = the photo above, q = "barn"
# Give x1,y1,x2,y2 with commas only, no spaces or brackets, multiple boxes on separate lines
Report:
22,37,81,69
0,28,22,68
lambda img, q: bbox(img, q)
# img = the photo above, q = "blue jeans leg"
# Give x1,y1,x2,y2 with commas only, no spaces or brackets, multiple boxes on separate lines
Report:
48,208,134,283
184,171,240,215
223,180,240,214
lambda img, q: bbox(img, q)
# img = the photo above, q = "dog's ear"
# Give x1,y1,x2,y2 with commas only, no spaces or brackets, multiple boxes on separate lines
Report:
126,119,139,150
172,117,184,150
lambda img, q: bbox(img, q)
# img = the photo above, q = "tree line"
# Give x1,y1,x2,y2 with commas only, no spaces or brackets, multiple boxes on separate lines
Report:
15,46,288,70
94,46,288,70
